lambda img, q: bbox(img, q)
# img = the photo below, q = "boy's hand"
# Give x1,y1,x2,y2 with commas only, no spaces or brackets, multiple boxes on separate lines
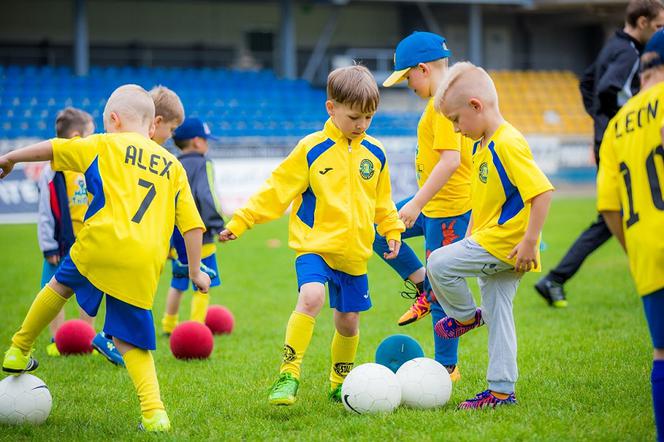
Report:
190,270,211,293
383,240,401,260
218,229,237,242
507,238,538,272
0,155,15,179
46,255,60,266
398,200,422,229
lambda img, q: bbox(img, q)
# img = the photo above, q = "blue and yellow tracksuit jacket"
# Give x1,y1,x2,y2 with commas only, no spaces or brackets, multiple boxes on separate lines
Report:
226,119,405,275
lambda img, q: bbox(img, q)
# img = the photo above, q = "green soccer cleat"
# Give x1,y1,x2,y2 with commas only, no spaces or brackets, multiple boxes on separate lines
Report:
328,384,342,403
2,345,39,374
46,341,61,357
268,372,300,405
138,409,171,432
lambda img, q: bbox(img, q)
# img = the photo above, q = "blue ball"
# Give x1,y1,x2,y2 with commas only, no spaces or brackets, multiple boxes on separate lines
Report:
375,334,424,373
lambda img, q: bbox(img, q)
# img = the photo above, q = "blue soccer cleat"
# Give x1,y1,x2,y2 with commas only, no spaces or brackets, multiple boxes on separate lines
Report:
457,390,517,410
92,332,125,367
434,308,485,339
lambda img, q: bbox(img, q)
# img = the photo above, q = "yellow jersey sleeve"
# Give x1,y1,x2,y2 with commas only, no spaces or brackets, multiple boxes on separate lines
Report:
432,111,461,152
227,141,309,237
374,159,405,243
51,135,104,173
596,122,622,212
502,140,554,203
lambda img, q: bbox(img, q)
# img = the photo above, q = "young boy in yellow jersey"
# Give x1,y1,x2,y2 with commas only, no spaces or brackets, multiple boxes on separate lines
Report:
596,29,664,440
219,65,405,405
375,32,473,381
38,108,97,357
1,84,210,432
161,118,224,335
149,85,185,145
428,62,554,409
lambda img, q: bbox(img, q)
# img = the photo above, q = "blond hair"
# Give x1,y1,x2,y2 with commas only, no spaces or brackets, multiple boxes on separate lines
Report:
149,85,185,125
55,107,93,138
103,84,155,127
327,65,380,113
434,62,498,113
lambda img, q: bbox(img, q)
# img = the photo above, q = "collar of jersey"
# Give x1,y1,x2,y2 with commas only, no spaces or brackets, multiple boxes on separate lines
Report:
323,118,366,146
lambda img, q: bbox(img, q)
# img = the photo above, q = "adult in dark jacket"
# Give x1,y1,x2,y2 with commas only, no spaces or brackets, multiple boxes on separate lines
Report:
535,0,664,307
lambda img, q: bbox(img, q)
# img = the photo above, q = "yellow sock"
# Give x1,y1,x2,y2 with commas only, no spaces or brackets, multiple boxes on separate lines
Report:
12,285,68,354
161,313,179,334
123,348,164,416
190,292,210,323
329,330,359,388
279,311,315,379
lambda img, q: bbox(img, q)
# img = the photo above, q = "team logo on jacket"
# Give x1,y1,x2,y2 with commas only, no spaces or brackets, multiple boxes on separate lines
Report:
359,159,374,180
479,162,489,183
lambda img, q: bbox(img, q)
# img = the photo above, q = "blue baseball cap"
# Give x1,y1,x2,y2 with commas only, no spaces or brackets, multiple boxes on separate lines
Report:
173,117,217,141
383,31,452,87
642,29,664,72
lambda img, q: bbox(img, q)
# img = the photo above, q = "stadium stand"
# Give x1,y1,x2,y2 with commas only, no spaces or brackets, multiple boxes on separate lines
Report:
0,65,590,141
491,70,593,136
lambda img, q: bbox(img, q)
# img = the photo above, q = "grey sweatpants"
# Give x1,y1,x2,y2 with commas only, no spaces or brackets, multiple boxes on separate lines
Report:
427,237,522,394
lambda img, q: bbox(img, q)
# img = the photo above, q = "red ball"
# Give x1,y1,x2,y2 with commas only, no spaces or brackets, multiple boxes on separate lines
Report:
205,305,235,335
55,319,96,354
169,321,214,360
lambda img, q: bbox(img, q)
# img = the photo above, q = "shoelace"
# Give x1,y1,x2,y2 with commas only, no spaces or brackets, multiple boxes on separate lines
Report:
400,280,420,300
271,376,294,392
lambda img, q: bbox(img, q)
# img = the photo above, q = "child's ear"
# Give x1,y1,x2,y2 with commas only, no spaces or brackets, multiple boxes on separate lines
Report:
469,98,483,112
110,111,121,129
325,100,335,117
154,115,163,126
418,63,429,74
148,121,156,139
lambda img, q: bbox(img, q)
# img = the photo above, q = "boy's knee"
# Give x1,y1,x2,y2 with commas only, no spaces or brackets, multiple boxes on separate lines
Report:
297,283,326,314
427,248,454,280
335,312,359,336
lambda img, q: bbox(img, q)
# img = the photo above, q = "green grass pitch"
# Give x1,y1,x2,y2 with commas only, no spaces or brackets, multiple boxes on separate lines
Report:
0,197,655,441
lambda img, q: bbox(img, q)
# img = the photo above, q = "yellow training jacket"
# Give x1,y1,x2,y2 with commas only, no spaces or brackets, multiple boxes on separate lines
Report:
226,119,405,275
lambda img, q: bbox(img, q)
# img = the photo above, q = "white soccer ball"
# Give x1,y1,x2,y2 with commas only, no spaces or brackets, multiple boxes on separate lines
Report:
0,374,52,424
395,357,452,409
341,363,401,414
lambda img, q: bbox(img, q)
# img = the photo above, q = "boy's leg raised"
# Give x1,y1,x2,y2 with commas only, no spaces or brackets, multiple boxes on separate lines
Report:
4,280,73,373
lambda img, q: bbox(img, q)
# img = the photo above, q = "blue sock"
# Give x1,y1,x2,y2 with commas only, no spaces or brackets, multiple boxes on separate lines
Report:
653,360,664,442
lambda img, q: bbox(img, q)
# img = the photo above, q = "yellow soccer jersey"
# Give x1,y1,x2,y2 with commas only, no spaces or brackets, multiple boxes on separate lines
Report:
63,170,88,236
470,122,554,270
416,98,473,217
226,119,405,276
52,133,204,309
597,82,664,296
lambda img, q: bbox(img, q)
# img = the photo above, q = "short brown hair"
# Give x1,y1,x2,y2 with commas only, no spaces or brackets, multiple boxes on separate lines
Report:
626,0,664,26
173,138,193,150
149,85,185,124
327,65,379,113
55,107,93,138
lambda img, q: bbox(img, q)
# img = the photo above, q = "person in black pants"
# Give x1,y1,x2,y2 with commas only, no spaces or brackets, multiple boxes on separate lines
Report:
535,0,664,307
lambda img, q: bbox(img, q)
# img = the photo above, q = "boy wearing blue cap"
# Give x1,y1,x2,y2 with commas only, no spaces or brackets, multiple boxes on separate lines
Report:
597,29,664,439
374,31,474,381
161,118,225,335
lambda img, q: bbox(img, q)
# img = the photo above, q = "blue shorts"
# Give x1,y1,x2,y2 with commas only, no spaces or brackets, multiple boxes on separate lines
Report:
41,259,59,288
171,253,221,291
643,288,664,349
54,255,156,350
295,254,370,313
